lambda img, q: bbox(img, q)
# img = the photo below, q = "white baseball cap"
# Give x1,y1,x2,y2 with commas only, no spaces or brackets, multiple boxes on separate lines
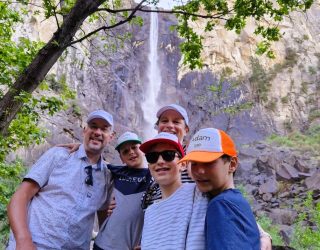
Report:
87,110,113,128
115,131,142,151
179,128,237,163
156,104,189,127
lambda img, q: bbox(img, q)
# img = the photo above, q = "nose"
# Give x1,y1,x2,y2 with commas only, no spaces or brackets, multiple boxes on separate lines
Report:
92,127,103,135
165,121,174,128
128,147,135,155
192,165,206,175
156,154,165,164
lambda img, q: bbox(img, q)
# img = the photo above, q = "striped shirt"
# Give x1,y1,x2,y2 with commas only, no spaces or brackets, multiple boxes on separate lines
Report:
141,183,208,250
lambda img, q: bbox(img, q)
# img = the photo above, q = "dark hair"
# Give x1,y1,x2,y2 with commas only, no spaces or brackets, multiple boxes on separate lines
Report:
221,154,236,176
221,154,232,163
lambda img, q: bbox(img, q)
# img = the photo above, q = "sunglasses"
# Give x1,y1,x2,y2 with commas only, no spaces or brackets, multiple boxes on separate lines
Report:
85,165,93,186
145,150,180,164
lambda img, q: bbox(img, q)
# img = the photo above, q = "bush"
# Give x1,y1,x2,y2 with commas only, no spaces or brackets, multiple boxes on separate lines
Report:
290,192,320,249
257,214,284,246
267,125,320,154
0,161,25,248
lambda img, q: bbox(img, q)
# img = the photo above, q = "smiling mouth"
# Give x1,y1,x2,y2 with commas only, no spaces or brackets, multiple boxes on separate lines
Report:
196,179,209,183
155,167,170,172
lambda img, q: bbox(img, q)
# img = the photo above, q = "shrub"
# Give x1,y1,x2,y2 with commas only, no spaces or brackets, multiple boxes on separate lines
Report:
0,161,25,248
290,192,320,249
257,214,284,246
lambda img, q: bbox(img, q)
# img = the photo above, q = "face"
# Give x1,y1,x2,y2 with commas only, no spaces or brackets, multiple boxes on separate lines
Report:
189,157,237,196
83,118,113,156
157,110,189,143
119,142,144,168
147,143,182,187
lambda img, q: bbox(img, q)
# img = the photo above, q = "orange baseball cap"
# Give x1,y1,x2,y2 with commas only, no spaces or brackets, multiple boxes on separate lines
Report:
179,128,237,163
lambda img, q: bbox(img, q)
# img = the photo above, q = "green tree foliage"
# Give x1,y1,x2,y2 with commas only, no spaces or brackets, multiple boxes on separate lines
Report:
173,0,314,68
0,161,25,247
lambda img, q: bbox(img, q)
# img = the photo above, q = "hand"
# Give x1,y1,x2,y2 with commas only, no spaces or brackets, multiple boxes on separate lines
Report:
56,143,81,153
107,197,116,217
260,235,272,250
16,239,36,250
133,245,141,250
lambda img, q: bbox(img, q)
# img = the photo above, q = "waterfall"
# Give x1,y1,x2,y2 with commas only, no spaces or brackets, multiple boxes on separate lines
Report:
141,10,161,140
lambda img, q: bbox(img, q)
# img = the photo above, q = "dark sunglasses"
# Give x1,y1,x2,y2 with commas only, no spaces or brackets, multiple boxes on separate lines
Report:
145,150,180,164
85,165,93,186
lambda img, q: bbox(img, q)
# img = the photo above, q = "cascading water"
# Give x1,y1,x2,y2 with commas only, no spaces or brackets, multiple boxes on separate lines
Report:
141,10,162,140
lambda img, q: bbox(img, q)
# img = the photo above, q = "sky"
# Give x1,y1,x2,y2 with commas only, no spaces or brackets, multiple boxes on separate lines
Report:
135,0,187,10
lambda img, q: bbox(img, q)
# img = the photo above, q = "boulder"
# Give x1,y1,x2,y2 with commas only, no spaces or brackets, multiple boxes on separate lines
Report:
305,172,320,191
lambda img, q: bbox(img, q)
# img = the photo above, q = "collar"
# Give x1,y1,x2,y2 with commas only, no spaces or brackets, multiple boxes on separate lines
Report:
75,144,104,170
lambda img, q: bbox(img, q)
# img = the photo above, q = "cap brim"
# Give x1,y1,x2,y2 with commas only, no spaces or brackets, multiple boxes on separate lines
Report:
178,152,224,164
156,106,181,119
140,138,184,157
87,115,113,127
115,139,142,150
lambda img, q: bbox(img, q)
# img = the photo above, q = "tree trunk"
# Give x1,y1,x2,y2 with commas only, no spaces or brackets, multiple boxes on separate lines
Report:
0,0,106,136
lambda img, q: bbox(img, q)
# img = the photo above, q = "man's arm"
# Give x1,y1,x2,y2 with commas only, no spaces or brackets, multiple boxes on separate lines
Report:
7,180,40,250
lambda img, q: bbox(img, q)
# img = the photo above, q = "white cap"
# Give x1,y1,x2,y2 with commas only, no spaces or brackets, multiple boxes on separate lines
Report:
115,131,142,151
87,110,113,128
156,104,189,127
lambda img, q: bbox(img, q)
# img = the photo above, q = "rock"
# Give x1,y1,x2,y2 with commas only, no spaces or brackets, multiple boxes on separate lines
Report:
294,159,310,173
259,178,278,194
267,208,297,225
262,193,273,201
305,171,320,190
277,163,300,180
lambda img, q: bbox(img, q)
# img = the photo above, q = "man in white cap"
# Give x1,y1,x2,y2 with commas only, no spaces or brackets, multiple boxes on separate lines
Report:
7,110,114,250
93,131,152,250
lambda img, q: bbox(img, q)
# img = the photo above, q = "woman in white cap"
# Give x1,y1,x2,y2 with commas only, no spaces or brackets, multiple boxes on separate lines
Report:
141,104,193,209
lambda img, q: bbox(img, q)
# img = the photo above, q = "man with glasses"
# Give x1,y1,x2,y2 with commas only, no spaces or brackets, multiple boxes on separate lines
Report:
7,110,114,250
93,131,152,250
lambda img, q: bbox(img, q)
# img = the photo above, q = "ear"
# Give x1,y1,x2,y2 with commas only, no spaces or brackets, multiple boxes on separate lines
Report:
83,126,87,135
119,154,125,164
109,130,116,140
185,125,189,134
179,162,187,172
228,157,238,173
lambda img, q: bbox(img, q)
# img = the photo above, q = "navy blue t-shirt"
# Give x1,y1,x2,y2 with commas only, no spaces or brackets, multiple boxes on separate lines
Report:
205,189,260,250
108,164,152,195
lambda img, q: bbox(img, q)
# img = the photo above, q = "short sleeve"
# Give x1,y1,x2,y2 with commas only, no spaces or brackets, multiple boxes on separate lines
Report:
206,199,253,250
24,147,69,188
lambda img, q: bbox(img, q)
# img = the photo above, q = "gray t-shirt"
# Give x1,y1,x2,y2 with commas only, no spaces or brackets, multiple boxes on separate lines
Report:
94,165,152,250
7,145,112,250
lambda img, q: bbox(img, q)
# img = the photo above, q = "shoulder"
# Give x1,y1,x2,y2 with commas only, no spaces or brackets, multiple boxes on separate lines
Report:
107,164,122,170
43,146,70,160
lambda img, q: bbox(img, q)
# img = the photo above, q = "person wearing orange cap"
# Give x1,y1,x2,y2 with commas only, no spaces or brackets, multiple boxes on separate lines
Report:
179,128,260,250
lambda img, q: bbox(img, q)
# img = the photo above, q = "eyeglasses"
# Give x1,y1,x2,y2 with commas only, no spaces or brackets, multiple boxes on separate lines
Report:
85,165,93,186
145,150,180,164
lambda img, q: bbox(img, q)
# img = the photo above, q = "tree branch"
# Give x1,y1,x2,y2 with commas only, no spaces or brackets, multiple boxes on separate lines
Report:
97,6,233,19
67,0,147,47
